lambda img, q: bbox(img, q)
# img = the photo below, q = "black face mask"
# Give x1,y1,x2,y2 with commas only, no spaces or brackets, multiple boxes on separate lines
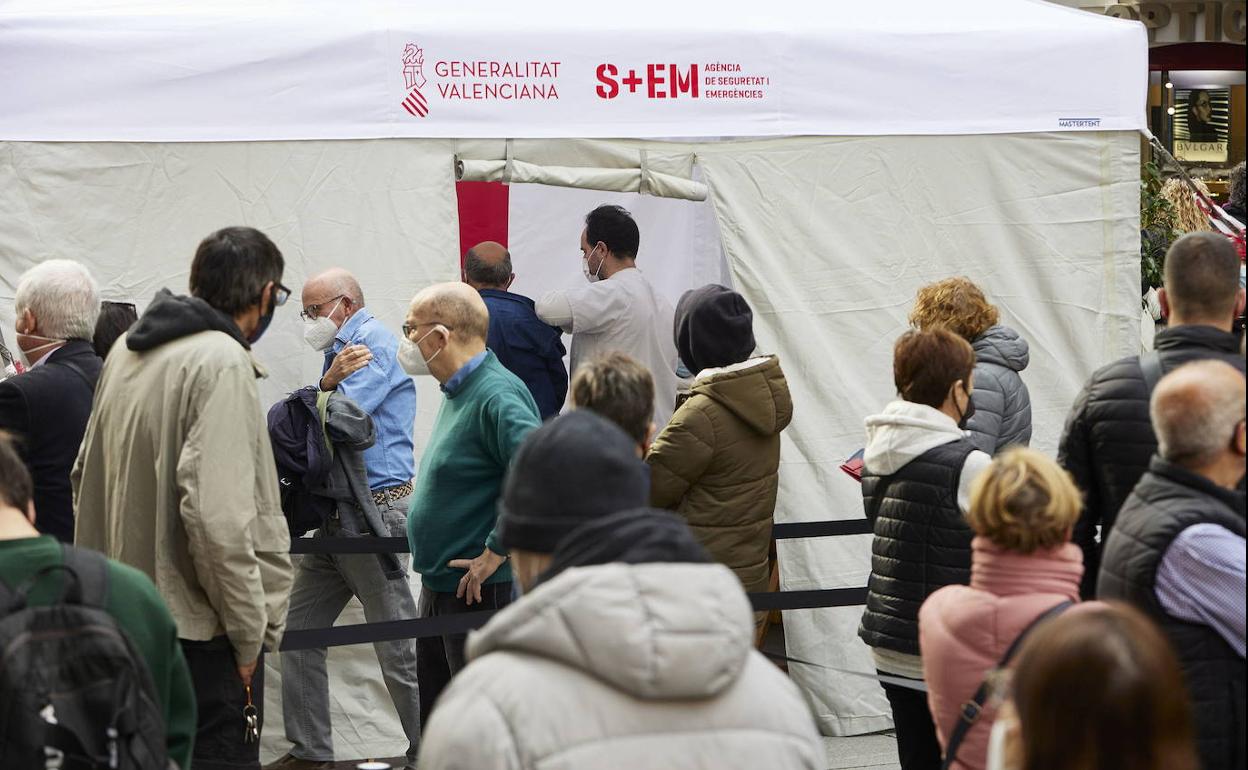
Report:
956,384,976,430
248,288,275,345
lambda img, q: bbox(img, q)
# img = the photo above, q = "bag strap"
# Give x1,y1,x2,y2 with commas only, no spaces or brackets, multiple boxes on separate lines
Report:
0,571,17,613
0,544,110,612
941,600,1073,770
58,543,110,609
1139,350,1164,395
50,351,97,393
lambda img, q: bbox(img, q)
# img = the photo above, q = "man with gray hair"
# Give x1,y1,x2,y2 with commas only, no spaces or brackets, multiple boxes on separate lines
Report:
0,259,102,541
462,241,567,419
1099,359,1246,770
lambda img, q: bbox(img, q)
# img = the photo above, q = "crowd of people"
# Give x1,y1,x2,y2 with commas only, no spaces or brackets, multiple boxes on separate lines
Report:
0,204,1242,770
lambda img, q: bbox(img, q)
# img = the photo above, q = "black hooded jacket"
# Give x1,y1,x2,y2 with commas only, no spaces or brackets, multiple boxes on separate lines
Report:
1058,324,1244,598
540,508,710,586
127,289,250,352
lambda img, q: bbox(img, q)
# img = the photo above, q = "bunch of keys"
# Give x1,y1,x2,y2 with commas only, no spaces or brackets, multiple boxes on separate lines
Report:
243,684,259,744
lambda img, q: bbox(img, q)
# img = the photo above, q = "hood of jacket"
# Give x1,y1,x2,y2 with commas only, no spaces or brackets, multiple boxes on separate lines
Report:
127,288,249,352
468,560,754,701
863,400,964,476
972,325,1029,372
691,355,792,436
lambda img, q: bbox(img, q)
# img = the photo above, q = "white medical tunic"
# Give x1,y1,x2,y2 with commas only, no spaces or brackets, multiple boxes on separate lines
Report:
537,267,685,427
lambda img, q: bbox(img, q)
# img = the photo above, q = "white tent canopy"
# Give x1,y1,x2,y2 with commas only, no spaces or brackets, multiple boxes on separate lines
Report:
0,0,1147,758
1,0,1145,141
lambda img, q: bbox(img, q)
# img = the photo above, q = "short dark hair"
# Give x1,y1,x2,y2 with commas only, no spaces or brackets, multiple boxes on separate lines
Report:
93,300,139,359
585,205,640,260
189,227,284,316
1164,231,1241,321
0,431,34,511
893,328,975,408
570,353,655,445
464,245,513,287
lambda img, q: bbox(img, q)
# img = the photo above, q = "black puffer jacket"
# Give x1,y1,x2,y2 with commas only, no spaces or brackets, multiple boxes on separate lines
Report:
1058,325,1244,598
857,401,988,656
1097,458,1246,770
965,325,1032,455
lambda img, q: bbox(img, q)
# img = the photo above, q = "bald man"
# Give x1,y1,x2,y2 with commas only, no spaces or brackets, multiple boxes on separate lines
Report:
269,269,420,770
463,241,567,419
400,282,541,721
1100,360,1246,770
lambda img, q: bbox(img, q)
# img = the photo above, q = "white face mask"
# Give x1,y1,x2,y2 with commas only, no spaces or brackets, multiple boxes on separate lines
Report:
303,298,342,352
582,245,604,283
398,326,444,376
15,332,64,370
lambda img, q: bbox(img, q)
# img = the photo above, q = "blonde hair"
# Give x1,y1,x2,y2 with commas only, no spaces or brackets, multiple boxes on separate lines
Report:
967,448,1082,554
1160,178,1213,234
909,277,1000,342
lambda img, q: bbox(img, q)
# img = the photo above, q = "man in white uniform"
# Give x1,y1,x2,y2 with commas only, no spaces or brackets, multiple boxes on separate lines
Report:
536,205,685,426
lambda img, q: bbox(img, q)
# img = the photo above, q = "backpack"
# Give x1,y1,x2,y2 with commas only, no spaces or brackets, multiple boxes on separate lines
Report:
0,545,170,770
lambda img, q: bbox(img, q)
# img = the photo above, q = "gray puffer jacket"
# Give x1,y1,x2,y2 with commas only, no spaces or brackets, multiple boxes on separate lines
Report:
416,562,824,770
966,325,1032,455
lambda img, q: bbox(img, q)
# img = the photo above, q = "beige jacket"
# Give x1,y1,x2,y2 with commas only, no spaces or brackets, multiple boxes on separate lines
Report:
418,562,824,770
73,326,292,664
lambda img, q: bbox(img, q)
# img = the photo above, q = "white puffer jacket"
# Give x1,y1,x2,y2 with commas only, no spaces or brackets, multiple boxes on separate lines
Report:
416,562,824,770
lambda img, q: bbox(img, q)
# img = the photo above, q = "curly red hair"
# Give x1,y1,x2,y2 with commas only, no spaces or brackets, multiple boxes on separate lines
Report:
908,277,1000,342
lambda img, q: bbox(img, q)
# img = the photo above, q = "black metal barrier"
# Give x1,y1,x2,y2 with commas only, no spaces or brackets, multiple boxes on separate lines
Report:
280,518,874,652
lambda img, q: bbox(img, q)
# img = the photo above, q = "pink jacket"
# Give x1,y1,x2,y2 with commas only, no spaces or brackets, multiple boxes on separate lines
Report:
918,536,1086,770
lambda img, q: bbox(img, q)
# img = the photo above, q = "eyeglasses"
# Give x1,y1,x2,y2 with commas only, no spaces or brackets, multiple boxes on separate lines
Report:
401,320,453,338
274,283,292,308
299,294,343,321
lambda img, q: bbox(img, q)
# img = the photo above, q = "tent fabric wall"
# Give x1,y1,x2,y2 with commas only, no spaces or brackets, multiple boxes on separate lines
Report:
695,131,1141,734
0,129,1140,751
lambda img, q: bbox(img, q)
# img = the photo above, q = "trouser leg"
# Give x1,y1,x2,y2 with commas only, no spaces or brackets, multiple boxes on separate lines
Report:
338,500,422,763
281,547,353,761
441,580,513,676
415,586,452,733
880,672,942,770
181,636,264,770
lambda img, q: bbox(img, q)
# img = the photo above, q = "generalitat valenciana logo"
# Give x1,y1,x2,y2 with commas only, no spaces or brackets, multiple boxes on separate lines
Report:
402,43,428,117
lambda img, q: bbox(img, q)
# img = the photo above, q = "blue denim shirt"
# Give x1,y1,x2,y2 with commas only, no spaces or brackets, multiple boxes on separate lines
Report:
324,309,417,489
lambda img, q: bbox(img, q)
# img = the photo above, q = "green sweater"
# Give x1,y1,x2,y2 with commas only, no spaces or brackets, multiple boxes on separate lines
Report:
408,351,541,593
0,536,196,770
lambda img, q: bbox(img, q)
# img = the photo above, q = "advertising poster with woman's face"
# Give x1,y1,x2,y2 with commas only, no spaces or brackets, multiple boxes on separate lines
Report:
1175,88,1229,163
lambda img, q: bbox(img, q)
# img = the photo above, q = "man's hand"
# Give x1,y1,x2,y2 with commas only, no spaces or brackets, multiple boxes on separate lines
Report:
320,344,372,390
237,658,258,686
448,548,507,606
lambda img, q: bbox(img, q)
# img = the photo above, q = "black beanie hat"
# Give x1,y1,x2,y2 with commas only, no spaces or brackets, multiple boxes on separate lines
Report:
497,410,650,553
674,284,756,375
